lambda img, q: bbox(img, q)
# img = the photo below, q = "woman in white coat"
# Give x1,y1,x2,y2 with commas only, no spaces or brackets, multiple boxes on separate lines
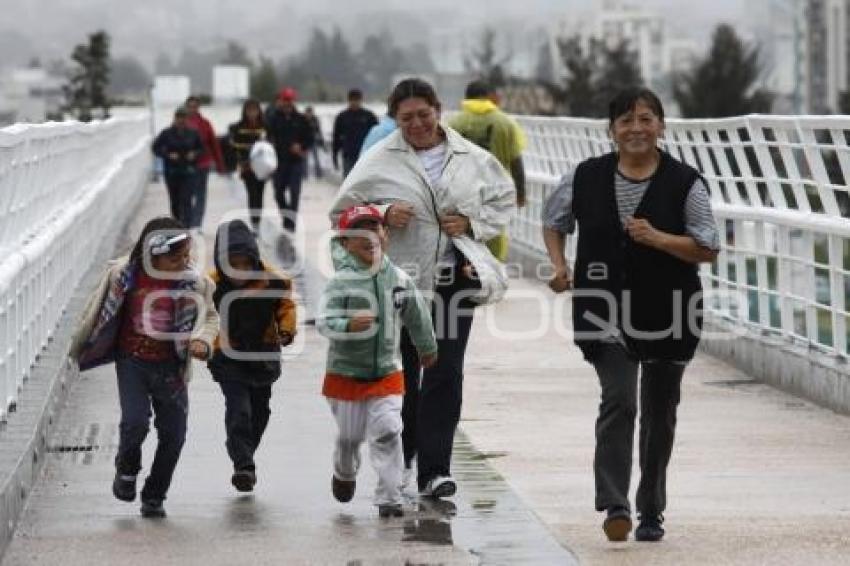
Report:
329,78,516,499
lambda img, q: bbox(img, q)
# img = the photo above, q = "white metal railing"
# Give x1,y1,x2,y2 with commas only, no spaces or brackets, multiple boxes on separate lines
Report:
0,116,151,419
514,114,850,359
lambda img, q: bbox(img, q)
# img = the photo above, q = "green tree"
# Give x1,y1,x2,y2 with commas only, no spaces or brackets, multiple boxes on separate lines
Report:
221,40,253,68
464,27,509,88
108,56,151,100
674,24,773,117
251,55,278,101
65,30,111,121
549,35,643,117
595,38,644,112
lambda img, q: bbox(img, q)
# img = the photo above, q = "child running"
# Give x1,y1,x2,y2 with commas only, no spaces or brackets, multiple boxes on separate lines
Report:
207,219,296,492
318,204,437,518
70,217,218,518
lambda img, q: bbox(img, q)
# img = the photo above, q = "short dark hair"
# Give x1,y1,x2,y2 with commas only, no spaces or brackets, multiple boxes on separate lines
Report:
348,88,363,100
130,216,188,266
465,79,493,99
608,87,664,127
387,78,441,118
185,95,201,105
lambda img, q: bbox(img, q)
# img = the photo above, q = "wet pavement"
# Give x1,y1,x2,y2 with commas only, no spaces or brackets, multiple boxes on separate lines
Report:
2,175,576,565
5,173,850,565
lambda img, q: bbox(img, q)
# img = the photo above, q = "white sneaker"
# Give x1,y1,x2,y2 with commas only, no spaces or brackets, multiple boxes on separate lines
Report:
419,475,456,499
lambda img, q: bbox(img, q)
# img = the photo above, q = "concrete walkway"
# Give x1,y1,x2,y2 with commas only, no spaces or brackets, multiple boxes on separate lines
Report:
4,174,850,565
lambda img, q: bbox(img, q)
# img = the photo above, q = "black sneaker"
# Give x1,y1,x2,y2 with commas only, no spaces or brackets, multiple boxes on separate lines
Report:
231,469,257,493
332,476,355,503
635,513,665,542
602,506,632,542
140,499,166,519
378,504,404,518
112,472,137,502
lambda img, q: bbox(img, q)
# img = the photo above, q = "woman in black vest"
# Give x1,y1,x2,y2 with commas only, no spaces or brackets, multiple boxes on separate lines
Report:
542,88,720,543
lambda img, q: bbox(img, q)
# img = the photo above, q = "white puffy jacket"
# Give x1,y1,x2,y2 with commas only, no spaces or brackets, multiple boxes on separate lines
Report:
329,126,515,304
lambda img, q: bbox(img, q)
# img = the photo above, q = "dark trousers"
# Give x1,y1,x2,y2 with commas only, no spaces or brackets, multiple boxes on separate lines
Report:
218,380,272,471
342,154,358,178
591,342,685,516
305,146,322,178
400,276,475,489
188,167,210,229
115,355,188,502
241,170,266,230
164,173,195,227
273,160,305,231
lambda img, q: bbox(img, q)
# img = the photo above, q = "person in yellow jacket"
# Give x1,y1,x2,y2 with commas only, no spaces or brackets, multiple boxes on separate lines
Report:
449,79,526,261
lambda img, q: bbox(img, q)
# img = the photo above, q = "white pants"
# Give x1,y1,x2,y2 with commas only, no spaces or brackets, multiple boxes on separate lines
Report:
328,394,403,506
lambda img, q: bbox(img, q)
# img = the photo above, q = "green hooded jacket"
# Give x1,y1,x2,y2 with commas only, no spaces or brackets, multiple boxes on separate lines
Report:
317,242,437,381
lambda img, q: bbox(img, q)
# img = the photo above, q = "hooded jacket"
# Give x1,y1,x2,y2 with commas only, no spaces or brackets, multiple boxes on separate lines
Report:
330,126,515,305
317,241,436,381
69,257,219,383
207,220,297,385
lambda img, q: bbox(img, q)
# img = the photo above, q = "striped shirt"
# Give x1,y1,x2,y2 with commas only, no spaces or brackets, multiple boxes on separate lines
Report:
542,170,720,251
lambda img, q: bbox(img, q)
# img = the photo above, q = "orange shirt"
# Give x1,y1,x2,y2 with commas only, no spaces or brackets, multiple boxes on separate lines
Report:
322,370,404,401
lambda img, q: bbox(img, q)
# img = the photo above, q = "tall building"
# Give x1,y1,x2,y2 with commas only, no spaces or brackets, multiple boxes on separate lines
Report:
597,0,669,89
806,0,850,113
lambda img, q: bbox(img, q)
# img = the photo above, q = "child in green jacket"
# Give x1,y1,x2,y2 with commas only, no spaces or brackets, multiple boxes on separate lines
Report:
317,204,437,518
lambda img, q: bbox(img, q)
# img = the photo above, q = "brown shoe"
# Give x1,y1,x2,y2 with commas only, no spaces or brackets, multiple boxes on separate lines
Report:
603,507,633,542
332,476,355,502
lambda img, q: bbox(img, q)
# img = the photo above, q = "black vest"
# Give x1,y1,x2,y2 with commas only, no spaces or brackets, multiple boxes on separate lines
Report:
572,151,703,362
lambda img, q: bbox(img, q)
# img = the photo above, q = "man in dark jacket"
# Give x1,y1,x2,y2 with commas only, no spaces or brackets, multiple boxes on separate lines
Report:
265,87,314,232
151,107,203,227
332,89,378,178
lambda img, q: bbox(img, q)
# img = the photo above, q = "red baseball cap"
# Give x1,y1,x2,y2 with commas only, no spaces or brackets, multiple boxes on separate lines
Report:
278,87,297,101
338,204,383,231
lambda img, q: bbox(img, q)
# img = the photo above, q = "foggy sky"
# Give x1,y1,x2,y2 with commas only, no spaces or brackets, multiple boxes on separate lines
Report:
0,0,751,70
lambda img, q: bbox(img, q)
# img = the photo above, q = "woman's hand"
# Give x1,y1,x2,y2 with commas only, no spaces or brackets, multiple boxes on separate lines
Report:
385,202,416,228
420,352,438,368
189,340,210,360
440,214,471,237
548,266,573,293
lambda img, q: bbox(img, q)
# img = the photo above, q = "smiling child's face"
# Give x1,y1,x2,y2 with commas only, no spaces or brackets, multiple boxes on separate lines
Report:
342,219,386,267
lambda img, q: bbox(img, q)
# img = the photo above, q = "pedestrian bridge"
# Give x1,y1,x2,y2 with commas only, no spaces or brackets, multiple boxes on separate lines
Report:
0,108,848,565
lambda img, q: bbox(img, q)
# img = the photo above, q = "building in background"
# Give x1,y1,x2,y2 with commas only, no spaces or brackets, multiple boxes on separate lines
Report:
0,67,64,126
805,0,850,114
212,65,249,105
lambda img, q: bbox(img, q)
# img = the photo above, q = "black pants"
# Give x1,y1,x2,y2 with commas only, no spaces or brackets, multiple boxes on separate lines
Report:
273,160,305,231
164,172,195,227
241,170,266,229
218,380,273,471
591,342,685,516
400,275,476,489
115,355,187,502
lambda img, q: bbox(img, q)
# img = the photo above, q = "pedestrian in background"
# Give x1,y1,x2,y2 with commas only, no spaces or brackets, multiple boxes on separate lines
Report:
304,105,325,179
332,89,378,177
185,95,225,233
152,107,203,227
69,217,218,519
450,79,526,262
228,99,268,233
266,87,313,233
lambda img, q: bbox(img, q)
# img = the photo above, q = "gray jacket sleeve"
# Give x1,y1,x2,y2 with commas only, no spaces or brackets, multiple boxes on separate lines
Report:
399,276,437,356
542,171,576,234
